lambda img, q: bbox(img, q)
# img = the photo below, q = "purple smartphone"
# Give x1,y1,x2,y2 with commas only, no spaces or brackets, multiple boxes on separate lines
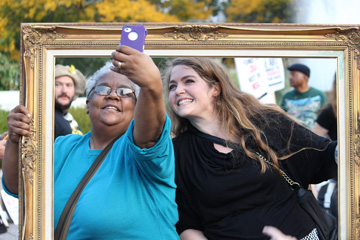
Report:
120,24,148,52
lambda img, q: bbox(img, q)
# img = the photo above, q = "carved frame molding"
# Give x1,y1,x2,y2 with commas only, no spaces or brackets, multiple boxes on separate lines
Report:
20,23,360,239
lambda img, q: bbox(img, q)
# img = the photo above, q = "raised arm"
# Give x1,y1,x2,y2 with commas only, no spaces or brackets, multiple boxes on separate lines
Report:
2,105,32,195
111,45,166,148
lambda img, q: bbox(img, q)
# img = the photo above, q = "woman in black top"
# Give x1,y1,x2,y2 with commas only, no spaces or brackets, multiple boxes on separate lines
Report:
163,58,337,240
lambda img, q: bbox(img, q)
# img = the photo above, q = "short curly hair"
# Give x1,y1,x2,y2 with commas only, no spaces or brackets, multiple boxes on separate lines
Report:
86,61,140,99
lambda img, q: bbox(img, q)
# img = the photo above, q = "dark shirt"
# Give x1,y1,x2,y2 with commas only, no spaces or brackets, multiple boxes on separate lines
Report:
173,112,337,240
316,104,337,140
54,108,82,140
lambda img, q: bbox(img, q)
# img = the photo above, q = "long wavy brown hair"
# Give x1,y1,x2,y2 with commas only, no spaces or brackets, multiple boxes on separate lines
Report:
163,57,291,173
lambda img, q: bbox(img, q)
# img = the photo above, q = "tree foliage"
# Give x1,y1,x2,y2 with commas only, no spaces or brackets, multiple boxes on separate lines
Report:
225,0,295,23
0,0,296,62
149,0,214,22
0,0,220,62
94,0,179,22
0,0,93,61
0,53,20,90
0,109,10,134
0,0,295,90
0,0,180,62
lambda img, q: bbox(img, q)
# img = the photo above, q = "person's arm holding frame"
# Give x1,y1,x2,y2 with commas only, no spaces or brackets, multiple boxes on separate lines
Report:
2,105,32,195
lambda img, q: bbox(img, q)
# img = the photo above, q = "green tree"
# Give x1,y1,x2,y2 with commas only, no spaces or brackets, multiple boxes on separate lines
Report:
0,53,20,90
0,0,93,61
149,0,215,22
0,109,9,134
93,0,179,22
0,0,297,89
55,57,110,80
0,0,182,86
225,0,295,23
0,0,181,62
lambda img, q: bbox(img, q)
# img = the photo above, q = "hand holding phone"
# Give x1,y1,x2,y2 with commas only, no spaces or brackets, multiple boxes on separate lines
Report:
120,24,148,52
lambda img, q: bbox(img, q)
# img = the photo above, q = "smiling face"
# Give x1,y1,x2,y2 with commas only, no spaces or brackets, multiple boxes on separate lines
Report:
168,65,219,122
86,72,136,132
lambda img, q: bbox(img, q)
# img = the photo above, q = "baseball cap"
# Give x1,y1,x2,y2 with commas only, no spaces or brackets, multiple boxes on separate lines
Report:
287,63,310,77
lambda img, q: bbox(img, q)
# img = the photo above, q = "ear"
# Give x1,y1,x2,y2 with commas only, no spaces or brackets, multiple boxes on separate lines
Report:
212,82,221,97
303,74,309,82
86,99,90,114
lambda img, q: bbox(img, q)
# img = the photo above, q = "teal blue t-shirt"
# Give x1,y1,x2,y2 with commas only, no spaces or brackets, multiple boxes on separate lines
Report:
54,115,179,240
280,87,327,129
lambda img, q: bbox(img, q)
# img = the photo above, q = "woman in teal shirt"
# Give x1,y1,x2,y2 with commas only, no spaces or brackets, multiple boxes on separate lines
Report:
3,45,179,240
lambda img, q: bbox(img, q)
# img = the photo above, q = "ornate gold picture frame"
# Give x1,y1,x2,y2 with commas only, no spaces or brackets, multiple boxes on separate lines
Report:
20,22,360,239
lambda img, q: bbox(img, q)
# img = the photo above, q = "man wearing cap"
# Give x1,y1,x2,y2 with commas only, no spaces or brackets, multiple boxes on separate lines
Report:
55,64,86,139
280,63,327,129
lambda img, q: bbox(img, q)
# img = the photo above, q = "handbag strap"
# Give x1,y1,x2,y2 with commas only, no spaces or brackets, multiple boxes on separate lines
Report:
54,136,120,240
255,152,300,189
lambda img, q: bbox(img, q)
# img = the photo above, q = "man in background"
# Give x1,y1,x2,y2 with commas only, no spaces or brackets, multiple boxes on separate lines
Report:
55,64,86,139
280,63,327,129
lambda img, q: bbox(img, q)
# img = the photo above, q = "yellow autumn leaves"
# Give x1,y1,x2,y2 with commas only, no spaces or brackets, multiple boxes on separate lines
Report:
0,0,294,61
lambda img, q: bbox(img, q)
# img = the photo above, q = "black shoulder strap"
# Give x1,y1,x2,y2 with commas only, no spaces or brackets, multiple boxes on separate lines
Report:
54,136,120,240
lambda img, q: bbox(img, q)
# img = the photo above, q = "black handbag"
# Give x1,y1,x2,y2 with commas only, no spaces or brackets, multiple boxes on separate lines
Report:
296,187,338,240
256,153,338,240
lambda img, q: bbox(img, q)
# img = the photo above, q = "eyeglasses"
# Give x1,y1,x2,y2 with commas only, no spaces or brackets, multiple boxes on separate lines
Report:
88,85,136,100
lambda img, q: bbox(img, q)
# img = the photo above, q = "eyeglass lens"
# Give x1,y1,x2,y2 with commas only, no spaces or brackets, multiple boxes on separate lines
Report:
93,85,134,98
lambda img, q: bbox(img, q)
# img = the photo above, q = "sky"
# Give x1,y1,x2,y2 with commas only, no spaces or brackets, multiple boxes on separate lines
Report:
296,0,360,24
292,0,360,91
